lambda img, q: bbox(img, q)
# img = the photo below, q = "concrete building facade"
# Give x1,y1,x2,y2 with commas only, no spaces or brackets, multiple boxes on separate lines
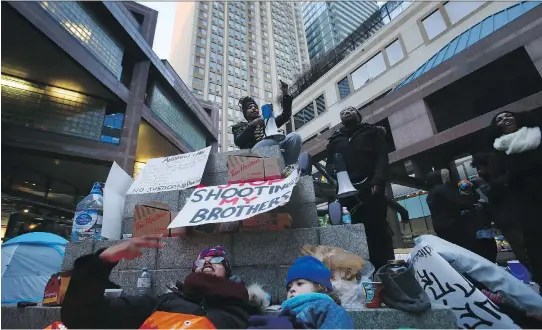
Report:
302,1,379,62
290,1,542,188
1,1,218,241
169,1,310,151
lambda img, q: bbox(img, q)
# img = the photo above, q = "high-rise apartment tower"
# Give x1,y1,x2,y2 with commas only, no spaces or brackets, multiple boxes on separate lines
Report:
170,1,310,151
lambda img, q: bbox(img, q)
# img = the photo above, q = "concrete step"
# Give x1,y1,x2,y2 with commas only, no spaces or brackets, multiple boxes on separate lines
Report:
1,304,457,329
62,224,369,303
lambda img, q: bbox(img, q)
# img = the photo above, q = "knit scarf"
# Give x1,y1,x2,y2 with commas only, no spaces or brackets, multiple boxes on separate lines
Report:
494,126,541,155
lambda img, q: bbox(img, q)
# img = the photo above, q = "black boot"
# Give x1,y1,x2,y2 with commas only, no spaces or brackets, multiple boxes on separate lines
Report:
375,264,431,313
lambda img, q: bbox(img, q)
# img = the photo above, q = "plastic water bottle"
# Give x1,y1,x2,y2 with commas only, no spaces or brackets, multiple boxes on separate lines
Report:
341,207,352,225
137,267,152,296
71,183,103,242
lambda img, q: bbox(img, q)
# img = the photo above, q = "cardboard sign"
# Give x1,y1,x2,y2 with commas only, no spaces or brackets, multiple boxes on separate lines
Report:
128,147,211,194
240,213,292,232
43,271,71,306
169,167,299,229
227,155,281,183
133,202,185,237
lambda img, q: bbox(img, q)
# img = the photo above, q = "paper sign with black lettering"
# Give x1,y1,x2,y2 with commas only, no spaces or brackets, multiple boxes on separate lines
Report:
410,243,518,329
128,147,211,195
168,166,299,228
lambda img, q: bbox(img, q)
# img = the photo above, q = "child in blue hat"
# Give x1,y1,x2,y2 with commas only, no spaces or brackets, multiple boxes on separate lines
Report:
249,256,353,329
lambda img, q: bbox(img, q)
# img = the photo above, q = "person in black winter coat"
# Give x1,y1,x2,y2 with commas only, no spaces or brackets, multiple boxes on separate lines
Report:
488,110,542,286
61,238,263,329
470,153,533,271
232,81,301,166
325,106,393,271
425,169,477,251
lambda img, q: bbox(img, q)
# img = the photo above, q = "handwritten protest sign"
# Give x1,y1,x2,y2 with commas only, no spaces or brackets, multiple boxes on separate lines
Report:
169,167,299,228
410,243,518,329
128,147,211,195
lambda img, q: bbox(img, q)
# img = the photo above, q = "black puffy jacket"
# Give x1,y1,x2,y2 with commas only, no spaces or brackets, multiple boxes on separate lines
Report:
61,250,259,329
325,123,389,187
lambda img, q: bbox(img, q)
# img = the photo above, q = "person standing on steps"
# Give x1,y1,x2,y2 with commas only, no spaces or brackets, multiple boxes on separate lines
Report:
232,81,302,171
325,106,394,271
488,110,542,287
60,238,264,329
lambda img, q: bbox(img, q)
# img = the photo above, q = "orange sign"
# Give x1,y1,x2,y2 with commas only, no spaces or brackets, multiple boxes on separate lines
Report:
140,311,216,329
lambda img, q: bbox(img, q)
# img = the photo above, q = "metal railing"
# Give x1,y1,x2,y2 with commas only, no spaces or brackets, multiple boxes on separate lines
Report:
289,1,406,99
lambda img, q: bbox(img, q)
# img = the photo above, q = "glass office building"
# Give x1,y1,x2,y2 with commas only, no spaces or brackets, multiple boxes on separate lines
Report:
302,1,379,61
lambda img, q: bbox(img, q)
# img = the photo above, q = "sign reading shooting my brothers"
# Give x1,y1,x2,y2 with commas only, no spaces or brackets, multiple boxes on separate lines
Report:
168,166,299,228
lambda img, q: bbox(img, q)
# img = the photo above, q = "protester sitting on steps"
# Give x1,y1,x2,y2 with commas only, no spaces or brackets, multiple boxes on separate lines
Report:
61,239,264,329
232,81,302,175
248,256,353,329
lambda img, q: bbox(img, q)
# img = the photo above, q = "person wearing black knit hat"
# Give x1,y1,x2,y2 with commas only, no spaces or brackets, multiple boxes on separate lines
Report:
232,81,302,167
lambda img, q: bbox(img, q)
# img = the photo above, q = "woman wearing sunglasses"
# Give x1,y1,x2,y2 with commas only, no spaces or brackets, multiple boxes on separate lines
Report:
60,237,265,329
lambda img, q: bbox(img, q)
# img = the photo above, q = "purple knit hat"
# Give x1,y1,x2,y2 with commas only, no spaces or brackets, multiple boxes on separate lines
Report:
192,245,232,277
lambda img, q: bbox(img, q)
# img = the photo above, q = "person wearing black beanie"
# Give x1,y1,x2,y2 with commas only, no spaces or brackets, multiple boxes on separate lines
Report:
232,81,302,168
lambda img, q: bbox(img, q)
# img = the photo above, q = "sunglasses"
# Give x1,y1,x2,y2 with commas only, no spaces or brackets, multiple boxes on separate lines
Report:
194,256,225,268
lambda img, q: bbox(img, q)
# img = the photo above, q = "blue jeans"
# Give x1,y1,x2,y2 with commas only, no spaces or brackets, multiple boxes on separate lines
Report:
253,132,302,166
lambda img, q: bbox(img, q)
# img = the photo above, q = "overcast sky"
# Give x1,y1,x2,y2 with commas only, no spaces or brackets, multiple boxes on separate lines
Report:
137,2,176,59
140,1,389,60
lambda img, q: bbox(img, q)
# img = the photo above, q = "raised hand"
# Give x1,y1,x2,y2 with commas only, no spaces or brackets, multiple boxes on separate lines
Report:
99,235,163,264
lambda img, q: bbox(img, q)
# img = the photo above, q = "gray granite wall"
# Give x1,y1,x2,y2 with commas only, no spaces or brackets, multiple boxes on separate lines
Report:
62,224,368,303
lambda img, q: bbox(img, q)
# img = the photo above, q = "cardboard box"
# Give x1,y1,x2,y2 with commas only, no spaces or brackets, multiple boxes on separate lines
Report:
227,155,281,183
240,213,292,232
133,202,186,237
43,271,71,306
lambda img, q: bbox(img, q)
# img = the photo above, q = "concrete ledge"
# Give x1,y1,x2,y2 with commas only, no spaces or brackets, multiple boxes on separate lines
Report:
123,190,181,219
232,228,319,267
61,241,93,270
319,224,370,261
1,305,457,329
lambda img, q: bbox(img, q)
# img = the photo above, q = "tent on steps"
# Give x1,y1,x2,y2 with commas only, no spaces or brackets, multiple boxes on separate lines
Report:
2,232,67,304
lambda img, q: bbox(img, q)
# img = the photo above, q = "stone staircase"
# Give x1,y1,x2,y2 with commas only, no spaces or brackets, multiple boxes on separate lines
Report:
2,146,457,329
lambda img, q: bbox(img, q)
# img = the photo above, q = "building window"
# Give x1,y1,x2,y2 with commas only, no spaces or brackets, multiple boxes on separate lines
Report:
337,77,350,99
196,56,205,64
194,67,204,75
197,46,205,54
444,1,484,25
351,52,386,90
385,39,404,66
293,103,315,130
193,89,203,95
422,9,447,40
315,95,326,115
193,78,204,85
197,37,207,44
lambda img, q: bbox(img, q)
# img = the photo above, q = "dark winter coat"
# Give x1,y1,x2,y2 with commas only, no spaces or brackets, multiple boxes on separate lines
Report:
489,128,542,230
325,123,389,187
232,95,293,149
61,250,260,329
426,170,476,248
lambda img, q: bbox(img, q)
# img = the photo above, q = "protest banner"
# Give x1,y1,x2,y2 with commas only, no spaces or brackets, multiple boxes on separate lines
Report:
128,147,211,195
410,243,518,329
169,167,299,228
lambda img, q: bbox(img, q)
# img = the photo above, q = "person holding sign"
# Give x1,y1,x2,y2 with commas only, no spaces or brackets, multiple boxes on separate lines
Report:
232,81,302,168
61,238,265,329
